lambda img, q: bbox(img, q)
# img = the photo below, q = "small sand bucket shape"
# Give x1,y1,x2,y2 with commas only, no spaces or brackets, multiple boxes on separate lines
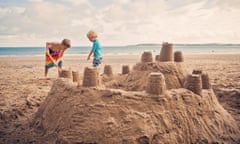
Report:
201,73,211,89
82,67,100,87
103,65,113,76
146,72,166,95
72,71,80,83
174,51,184,62
122,65,130,75
184,74,202,95
141,51,153,63
60,69,73,79
159,42,174,62
155,55,161,62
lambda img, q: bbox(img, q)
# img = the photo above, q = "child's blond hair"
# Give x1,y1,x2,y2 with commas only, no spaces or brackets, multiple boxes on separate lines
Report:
87,30,98,39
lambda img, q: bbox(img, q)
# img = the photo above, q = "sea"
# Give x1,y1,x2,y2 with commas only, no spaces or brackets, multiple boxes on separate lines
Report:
0,44,240,57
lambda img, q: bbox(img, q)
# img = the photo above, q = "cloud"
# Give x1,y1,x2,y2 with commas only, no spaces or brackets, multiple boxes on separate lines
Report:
62,0,91,6
0,0,240,46
0,6,25,18
28,0,43,2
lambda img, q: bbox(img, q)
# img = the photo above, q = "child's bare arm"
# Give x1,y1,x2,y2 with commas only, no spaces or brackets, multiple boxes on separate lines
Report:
56,49,65,64
87,50,93,60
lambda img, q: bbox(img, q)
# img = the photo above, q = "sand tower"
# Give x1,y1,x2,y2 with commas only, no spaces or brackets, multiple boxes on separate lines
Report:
184,74,202,95
141,51,153,63
159,42,174,62
174,51,184,62
122,65,130,75
201,73,211,89
192,70,211,89
60,69,72,79
72,71,80,83
103,65,113,76
146,72,166,95
155,55,160,62
82,67,100,87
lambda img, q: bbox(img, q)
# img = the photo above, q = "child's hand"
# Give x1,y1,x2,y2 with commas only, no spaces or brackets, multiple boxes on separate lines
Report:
87,56,90,60
53,61,58,67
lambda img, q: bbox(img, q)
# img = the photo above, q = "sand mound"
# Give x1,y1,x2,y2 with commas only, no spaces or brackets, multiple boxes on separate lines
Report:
105,62,187,91
31,78,239,143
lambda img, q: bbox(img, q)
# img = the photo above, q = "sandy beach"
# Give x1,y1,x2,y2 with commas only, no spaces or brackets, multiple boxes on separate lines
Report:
0,54,240,143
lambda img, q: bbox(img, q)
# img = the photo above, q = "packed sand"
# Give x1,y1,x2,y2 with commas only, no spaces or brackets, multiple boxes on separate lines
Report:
32,78,238,143
0,53,240,143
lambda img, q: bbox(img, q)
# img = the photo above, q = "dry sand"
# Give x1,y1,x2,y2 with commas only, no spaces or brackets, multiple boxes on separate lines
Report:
0,54,239,143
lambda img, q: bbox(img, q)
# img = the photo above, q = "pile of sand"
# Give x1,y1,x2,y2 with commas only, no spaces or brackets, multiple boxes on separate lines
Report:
30,78,239,143
105,62,187,91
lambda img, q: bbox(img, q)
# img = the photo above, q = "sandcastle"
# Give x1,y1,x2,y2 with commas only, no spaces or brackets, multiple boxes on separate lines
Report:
103,65,113,76
72,71,80,83
184,74,202,95
159,42,173,62
30,42,240,144
122,65,130,74
174,51,184,62
32,78,239,143
146,72,166,95
141,51,153,63
60,69,72,79
82,67,100,87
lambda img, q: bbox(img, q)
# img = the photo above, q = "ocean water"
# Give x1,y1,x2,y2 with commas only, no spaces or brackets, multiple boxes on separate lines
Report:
0,44,240,57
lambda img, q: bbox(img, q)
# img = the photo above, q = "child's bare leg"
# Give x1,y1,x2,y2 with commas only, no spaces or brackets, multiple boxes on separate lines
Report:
58,66,62,77
45,68,48,78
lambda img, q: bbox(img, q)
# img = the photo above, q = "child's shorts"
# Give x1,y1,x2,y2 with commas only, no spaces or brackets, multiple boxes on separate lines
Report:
93,57,102,67
45,60,63,69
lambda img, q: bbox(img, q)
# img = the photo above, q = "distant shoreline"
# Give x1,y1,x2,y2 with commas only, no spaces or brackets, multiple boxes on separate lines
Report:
1,43,240,48
0,44,240,56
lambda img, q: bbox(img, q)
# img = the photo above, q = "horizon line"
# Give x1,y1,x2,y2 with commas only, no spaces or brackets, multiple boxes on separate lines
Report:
0,43,240,48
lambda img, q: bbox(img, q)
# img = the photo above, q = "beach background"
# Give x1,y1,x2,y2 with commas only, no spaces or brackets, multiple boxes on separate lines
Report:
0,44,240,142
1,0,240,142
1,44,240,56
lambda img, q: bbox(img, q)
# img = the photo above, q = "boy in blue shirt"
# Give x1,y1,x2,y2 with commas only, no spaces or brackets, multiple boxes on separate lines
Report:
86,30,102,67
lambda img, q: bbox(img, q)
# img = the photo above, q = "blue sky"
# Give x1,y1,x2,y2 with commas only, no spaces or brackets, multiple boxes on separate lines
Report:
0,0,240,46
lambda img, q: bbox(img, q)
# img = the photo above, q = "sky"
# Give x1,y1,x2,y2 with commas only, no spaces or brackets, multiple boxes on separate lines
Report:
0,0,240,46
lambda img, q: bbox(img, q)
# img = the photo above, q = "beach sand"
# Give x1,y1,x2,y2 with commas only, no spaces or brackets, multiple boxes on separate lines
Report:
0,54,239,143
